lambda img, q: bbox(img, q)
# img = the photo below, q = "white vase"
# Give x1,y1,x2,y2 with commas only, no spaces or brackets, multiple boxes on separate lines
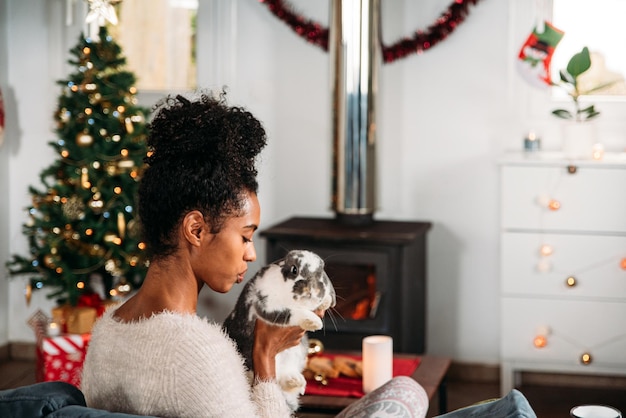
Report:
560,120,597,159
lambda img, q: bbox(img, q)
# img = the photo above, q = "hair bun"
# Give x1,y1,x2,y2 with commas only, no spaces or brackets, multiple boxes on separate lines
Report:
145,93,266,169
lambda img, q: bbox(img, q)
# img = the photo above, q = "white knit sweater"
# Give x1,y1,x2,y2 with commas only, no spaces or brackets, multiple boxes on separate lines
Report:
81,308,292,418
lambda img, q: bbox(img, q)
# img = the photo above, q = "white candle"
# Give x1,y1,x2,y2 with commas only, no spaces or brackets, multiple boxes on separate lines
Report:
362,335,393,393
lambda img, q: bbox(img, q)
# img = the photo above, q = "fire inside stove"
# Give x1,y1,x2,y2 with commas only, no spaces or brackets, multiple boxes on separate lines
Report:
326,263,380,321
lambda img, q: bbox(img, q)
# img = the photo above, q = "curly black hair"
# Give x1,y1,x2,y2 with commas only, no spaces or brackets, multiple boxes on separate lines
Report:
137,92,267,259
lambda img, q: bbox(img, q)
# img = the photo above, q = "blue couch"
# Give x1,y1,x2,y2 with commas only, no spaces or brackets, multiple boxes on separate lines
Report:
0,381,154,417
1,381,537,417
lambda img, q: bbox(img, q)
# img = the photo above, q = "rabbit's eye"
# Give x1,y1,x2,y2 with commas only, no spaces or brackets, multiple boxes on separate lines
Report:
291,265,298,275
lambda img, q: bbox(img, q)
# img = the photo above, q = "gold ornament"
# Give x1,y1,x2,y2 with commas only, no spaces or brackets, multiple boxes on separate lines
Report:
117,212,126,238
88,198,104,213
59,108,70,122
25,283,32,306
125,117,134,133
81,167,91,189
103,233,118,243
43,255,56,268
105,162,118,176
127,219,140,239
117,159,135,169
128,255,139,267
77,131,94,146
62,196,86,220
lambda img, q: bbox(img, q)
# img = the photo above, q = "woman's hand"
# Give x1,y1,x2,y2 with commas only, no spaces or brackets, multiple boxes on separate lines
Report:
252,319,305,382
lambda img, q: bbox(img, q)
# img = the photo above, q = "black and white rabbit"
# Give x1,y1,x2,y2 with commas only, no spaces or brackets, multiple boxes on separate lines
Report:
223,249,336,412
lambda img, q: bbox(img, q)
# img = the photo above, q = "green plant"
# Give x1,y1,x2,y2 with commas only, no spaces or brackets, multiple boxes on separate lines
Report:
551,46,604,122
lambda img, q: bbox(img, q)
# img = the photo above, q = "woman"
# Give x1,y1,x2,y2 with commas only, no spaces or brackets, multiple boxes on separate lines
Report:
81,92,429,418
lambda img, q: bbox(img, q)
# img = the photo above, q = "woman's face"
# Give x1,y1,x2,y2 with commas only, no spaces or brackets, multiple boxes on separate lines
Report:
195,191,260,293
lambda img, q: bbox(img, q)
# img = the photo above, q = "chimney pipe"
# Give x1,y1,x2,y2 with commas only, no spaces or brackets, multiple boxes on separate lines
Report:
329,0,381,224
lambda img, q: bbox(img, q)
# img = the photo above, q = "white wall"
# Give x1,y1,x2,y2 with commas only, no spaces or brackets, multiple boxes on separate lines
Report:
0,0,9,347
3,0,85,343
3,0,625,365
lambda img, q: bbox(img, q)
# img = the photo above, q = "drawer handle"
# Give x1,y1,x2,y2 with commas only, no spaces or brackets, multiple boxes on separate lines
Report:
566,165,577,174
565,276,577,287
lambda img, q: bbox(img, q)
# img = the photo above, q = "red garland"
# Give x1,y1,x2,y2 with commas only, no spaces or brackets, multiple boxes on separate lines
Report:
259,0,481,64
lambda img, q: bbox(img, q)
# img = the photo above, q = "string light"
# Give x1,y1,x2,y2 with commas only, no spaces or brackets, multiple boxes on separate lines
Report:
533,335,548,348
539,244,553,256
580,352,592,365
548,199,561,211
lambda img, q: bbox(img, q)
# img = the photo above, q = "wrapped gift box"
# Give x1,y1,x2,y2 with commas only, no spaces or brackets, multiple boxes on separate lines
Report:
30,311,91,387
52,305,97,335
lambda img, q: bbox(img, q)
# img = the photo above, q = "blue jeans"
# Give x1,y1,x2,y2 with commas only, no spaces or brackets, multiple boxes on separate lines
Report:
436,389,537,418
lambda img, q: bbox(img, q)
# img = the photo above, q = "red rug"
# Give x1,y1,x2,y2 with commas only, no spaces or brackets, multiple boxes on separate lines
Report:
304,353,421,398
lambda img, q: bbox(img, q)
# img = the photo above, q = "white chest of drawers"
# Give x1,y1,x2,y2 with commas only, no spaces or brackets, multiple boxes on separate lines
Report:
499,152,626,395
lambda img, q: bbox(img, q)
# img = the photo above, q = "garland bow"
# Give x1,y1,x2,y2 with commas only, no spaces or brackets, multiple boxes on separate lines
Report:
259,0,482,64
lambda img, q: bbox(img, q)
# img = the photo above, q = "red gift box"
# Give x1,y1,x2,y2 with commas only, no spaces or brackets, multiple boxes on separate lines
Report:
31,313,91,387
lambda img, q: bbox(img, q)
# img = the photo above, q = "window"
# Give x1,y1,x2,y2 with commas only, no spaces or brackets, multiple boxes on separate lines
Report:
551,0,626,97
108,0,198,92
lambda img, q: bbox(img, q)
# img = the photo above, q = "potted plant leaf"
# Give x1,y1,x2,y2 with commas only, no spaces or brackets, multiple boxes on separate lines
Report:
551,46,613,158
551,46,602,121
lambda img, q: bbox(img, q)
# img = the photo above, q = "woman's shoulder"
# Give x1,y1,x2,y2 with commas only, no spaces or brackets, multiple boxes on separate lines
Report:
100,307,220,330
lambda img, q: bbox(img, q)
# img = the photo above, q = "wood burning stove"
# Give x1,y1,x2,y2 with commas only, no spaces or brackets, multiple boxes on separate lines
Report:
260,216,431,354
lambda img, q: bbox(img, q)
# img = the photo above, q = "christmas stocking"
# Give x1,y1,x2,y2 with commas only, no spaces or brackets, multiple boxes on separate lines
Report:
517,21,564,88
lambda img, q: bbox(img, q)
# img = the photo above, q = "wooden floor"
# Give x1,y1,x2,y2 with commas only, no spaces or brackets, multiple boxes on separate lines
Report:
1,359,625,417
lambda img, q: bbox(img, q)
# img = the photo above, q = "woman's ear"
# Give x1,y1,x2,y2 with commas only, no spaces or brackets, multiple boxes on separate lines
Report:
182,211,206,247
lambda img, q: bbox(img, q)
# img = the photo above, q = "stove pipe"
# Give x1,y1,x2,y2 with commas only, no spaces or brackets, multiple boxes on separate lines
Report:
330,0,381,224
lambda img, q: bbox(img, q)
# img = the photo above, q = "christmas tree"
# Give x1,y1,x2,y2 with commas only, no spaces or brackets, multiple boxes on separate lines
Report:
6,26,149,306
